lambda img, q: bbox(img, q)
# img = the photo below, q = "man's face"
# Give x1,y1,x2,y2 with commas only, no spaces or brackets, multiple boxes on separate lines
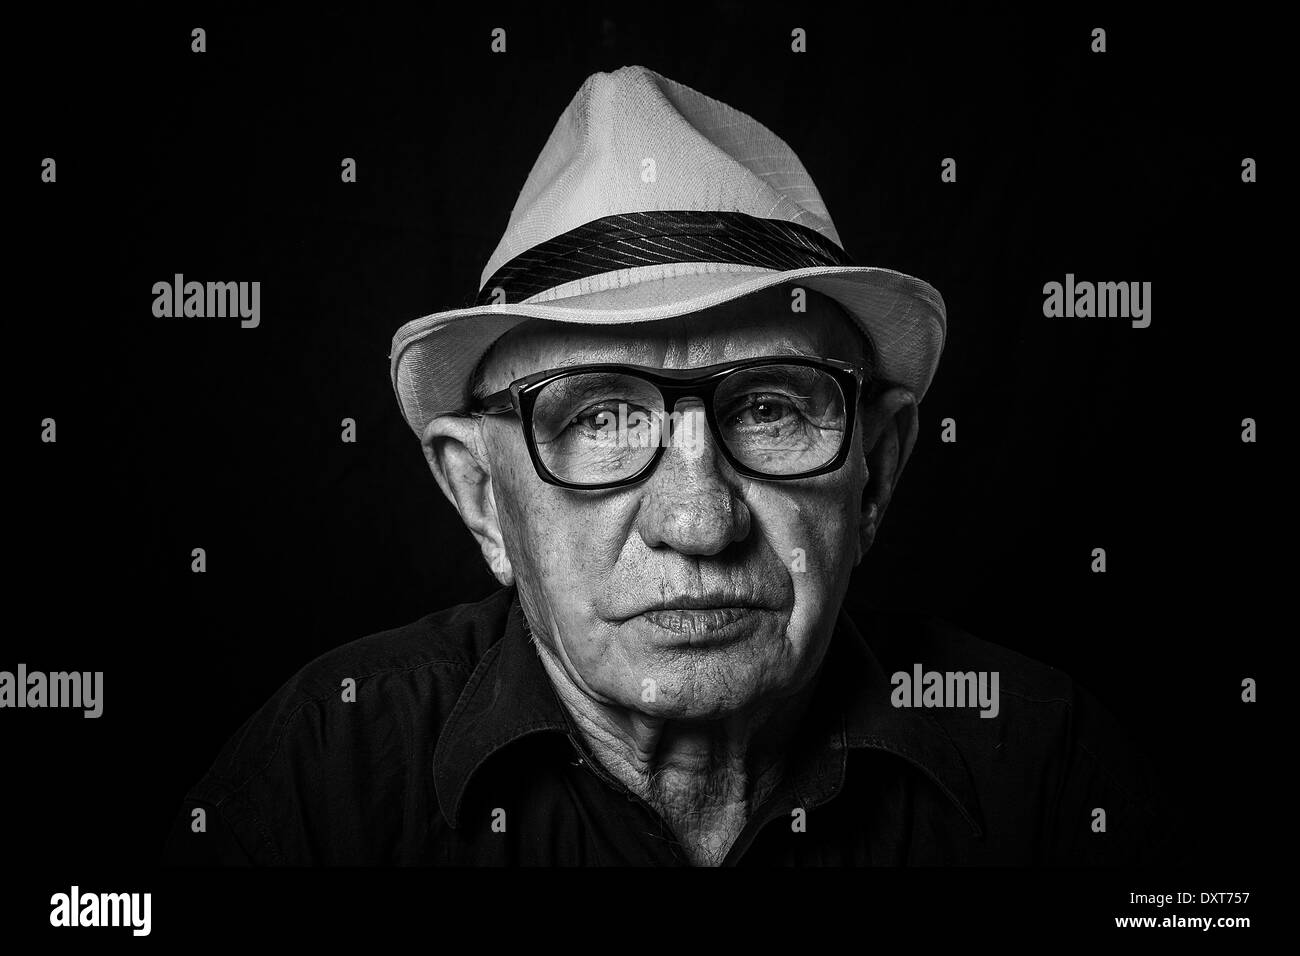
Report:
473,286,872,721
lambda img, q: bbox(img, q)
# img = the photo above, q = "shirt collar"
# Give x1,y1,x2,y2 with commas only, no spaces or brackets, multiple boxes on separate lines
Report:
433,588,983,837
432,593,570,828
831,607,985,837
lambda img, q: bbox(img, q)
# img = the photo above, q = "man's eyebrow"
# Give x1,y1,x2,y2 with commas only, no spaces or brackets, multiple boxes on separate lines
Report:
769,343,818,357
475,343,841,397
538,370,634,399
548,355,602,369
541,344,825,370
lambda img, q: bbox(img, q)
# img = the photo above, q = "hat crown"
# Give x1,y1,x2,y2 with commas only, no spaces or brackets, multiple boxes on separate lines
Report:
481,66,842,291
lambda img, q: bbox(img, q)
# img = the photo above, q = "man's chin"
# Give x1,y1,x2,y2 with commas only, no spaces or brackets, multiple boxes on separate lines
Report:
600,621,795,718
614,684,769,722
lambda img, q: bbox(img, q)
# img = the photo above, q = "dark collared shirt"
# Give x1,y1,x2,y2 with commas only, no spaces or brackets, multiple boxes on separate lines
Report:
164,586,1177,865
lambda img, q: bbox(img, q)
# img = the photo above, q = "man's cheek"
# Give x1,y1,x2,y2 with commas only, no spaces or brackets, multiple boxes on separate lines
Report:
763,496,852,589
515,506,625,635
574,629,636,686
494,487,561,603
538,515,607,587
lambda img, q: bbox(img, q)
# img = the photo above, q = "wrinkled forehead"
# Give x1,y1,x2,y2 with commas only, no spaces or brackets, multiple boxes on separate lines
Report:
474,285,867,392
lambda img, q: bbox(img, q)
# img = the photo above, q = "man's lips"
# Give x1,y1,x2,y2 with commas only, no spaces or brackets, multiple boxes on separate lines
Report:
640,607,755,633
629,593,778,639
638,593,769,613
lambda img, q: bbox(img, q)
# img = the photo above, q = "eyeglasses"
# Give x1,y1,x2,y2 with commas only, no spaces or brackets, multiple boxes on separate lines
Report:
471,355,866,490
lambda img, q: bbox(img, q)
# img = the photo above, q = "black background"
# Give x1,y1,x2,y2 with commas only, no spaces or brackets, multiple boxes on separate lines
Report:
11,0,1274,893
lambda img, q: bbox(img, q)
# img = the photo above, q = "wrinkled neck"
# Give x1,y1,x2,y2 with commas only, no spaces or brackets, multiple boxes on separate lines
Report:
533,637,819,864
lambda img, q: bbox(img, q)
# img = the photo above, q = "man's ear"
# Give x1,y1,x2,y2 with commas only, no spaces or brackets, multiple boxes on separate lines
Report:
421,414,514,585
856,387,918,564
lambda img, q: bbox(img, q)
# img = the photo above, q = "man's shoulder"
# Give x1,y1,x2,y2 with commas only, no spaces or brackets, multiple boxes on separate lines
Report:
861,607,1127,745
861,609,1068,693
852,608,1174,860
186,586,516,810
271,585,516,700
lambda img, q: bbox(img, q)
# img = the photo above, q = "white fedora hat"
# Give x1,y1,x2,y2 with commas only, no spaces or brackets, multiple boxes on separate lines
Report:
389,65,947,437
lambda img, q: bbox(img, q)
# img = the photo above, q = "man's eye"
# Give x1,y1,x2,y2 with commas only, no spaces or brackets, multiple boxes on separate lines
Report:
567,402,655,433
569,404,621,431
730,395,798,427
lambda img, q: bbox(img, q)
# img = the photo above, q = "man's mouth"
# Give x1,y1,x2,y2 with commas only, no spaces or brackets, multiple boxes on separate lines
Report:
639,606,755,634
632,592,776,641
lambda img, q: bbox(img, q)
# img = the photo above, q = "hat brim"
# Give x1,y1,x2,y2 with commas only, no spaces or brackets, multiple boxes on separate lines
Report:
389,264,946,437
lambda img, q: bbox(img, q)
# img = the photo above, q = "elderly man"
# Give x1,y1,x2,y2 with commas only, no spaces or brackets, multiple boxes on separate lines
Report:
166,66,1172,866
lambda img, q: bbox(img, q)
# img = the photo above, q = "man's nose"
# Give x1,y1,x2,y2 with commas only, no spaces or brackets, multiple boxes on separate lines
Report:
633,402,751,555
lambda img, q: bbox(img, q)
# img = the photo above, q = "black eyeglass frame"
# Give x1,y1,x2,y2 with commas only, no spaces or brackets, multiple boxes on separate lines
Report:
471,355,867,490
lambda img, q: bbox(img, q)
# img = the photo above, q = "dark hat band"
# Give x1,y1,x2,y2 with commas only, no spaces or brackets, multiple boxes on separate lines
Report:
474,210,853,306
